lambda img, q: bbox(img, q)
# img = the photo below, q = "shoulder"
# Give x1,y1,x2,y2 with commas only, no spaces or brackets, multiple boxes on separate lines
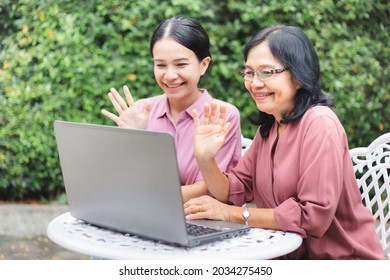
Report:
299,105,347,140
301,105,340,126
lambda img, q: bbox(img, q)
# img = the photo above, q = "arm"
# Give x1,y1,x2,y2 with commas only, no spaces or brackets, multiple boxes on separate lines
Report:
275,115,345,237
101,85,151,129
229,206,279,229
186,103,280,229
181,180,208,203
184,195,280,229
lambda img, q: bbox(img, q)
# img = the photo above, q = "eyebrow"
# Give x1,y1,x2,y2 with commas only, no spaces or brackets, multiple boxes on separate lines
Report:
244,63,278,69
153,57,190,62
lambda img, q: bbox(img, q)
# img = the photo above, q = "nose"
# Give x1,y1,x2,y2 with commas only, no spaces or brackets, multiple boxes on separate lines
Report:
249,76,266,89
164,67,179,80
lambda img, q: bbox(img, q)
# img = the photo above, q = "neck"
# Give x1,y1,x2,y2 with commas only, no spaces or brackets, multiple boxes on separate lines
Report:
277,122,287,135
169,90,202,123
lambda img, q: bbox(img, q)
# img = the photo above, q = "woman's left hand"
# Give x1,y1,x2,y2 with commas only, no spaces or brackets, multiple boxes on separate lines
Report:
192,102,230,162
184,195,231,221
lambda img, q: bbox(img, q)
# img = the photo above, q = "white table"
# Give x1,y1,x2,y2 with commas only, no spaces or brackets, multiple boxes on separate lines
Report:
47,212,302,260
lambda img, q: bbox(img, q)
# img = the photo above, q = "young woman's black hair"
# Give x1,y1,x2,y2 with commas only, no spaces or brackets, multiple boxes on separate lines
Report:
150,17,211,62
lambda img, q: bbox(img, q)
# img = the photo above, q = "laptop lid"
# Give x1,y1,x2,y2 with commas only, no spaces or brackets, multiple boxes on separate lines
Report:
54,120,250,247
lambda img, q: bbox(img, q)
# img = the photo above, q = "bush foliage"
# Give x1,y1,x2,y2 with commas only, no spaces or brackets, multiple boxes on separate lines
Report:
1,0,389,200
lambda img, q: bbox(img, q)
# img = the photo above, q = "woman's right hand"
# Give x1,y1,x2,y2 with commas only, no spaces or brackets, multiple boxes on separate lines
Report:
192,102,230,163
101,85,151,129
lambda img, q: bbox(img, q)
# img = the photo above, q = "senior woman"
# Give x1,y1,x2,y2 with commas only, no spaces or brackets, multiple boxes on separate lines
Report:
184,24,384,260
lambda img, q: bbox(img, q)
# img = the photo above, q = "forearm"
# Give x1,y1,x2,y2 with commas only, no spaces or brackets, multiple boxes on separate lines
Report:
228,205,280,230
197,158,230,203
181,180,208,203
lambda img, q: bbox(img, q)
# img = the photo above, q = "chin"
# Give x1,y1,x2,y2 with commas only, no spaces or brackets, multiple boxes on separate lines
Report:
256,105,271,115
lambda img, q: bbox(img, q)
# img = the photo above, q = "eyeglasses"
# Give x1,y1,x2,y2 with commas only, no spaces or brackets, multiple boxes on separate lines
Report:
240,68,289,81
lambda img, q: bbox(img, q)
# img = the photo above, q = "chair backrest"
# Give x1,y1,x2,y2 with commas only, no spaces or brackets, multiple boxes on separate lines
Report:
241,135,253,155
349,132,390,259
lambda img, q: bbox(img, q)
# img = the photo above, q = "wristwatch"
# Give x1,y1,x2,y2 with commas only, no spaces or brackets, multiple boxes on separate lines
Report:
242,204,250,226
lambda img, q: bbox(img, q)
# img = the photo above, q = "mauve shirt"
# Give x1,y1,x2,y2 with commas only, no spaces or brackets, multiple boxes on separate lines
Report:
227,106,384,259
136,89,242,185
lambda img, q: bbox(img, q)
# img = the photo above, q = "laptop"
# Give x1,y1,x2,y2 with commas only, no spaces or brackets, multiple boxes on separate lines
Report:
53,120,250,247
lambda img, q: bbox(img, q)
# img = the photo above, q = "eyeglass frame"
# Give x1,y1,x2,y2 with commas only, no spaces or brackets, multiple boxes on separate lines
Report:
240,67,289,81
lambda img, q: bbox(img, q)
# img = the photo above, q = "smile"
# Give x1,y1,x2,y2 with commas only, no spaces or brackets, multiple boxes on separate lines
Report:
253,92,273,97
165,82,185,88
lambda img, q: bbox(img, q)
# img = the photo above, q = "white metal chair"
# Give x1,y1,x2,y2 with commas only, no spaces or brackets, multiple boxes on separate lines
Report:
241,135,253,155
349,132,390,259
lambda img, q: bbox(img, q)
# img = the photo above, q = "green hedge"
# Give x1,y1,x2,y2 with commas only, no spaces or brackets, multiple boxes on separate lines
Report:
1,0,389,200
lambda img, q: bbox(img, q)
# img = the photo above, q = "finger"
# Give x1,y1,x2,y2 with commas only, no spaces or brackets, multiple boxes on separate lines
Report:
110,88,128,110
184,197,201,207
185,211,209,220
221,122,231,137
123,85,135,107
184,204,203,216
203,103,210,125
209,102,218,124
183,198,202,211
144,101,152,116
217,105,227,126
108,92,126,115
183,204,199,215
192,109,200,128
194,205,203,214
101,109,121,125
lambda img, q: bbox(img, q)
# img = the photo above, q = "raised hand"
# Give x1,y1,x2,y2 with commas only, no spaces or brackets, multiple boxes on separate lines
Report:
101,85,151,129
192,102,230,162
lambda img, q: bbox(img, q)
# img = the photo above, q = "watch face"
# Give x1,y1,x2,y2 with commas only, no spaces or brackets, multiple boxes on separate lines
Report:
243,209,249,219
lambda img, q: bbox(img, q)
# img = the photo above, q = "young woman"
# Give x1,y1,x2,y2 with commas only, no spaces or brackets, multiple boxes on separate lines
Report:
184,24,384,259
101,17,242,203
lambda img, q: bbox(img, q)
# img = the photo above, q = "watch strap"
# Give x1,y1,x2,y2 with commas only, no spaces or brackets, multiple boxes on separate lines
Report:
242,203,250,226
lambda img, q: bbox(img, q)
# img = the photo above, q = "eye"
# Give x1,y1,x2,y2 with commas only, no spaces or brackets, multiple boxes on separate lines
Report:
259,69,273,76
176,63,188,68
155,64,166,69
244,70,254,77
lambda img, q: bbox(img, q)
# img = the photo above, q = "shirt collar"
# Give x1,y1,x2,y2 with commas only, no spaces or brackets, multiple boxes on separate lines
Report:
185,89,213,117
154,95,170,119
155,89,213,119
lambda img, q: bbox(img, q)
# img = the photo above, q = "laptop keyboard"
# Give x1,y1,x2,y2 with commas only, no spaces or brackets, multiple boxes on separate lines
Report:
186,223,222,236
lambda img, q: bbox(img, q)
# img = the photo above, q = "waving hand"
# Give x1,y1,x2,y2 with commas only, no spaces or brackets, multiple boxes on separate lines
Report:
101,85,151,129
192,102,231,162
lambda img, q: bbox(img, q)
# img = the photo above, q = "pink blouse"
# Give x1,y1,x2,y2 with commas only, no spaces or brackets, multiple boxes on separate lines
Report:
227,106,384,259
136,89,242,185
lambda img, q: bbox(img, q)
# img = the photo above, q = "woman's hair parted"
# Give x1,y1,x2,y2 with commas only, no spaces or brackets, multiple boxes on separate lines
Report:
150,16,211,62
245,24,334,138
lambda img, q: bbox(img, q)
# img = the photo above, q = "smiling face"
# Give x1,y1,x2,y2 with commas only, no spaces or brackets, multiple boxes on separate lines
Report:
152,38,211,109
244,41,300,122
